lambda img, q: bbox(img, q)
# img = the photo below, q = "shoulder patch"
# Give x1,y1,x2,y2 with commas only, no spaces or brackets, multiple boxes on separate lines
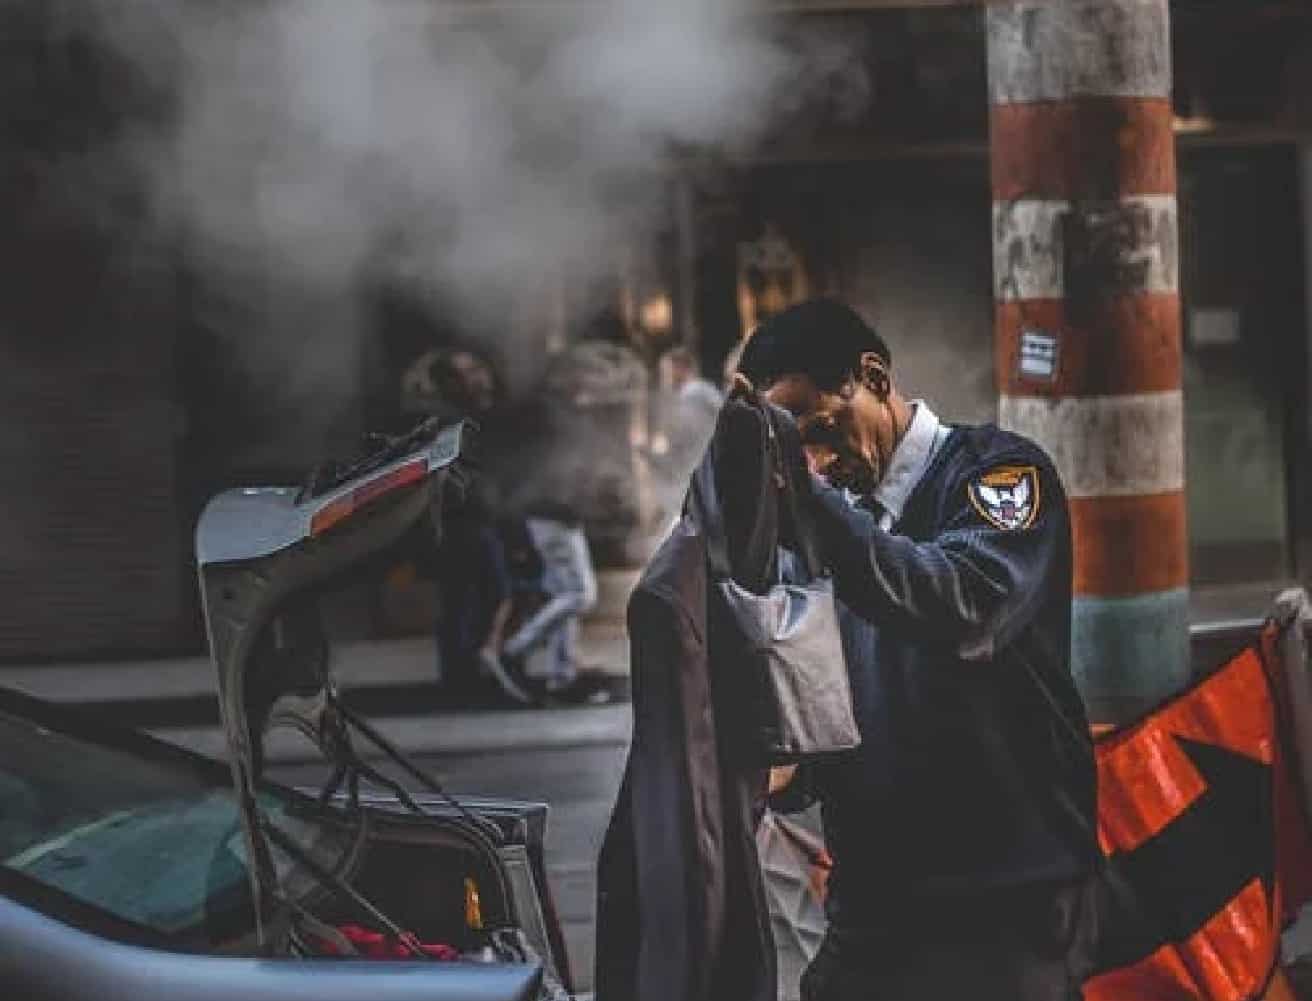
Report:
967,465,1040,530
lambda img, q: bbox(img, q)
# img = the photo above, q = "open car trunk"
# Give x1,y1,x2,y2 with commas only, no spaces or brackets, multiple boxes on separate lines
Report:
192,419,571,993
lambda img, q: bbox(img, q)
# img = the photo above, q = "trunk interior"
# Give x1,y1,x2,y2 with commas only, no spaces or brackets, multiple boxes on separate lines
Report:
303,819,513,954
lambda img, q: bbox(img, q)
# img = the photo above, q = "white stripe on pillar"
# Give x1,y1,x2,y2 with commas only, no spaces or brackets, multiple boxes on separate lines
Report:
993,195,1179,302
987,0,1172,104
999,390,1184,498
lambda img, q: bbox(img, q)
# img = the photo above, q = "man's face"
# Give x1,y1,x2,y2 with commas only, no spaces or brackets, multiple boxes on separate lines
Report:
448,351,496,415
765,370,889,495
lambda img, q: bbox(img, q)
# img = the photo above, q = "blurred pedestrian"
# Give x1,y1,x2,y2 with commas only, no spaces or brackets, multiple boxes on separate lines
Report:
424,346,538,705
491,500,606,704
433,482,530,703
647,345,724,525
662,345,723,467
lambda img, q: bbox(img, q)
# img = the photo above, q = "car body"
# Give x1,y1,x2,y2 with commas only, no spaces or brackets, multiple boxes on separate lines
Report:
0,420,573,1000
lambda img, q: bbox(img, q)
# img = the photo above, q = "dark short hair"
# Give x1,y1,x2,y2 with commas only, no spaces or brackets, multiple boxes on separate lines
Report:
738,299,891,392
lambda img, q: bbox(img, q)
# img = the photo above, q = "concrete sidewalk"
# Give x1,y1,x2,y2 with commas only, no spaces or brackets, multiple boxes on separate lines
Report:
0,625,628,707
0,568,640,761
0,573,1276,702
0,631,633,764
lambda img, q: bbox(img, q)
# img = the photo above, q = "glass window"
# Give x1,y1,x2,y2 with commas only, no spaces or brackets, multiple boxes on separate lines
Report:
1179,147,1302,586
0,710,335,939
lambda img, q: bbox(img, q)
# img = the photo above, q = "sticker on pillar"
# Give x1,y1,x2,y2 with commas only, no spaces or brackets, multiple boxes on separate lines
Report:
1018,329,1059,381
968,466,1039,531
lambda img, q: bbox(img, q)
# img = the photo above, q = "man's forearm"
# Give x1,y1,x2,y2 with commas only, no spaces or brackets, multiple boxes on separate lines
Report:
810,480,1014,652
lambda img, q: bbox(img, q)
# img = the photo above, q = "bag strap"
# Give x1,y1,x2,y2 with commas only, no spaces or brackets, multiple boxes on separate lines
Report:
761,404,825,581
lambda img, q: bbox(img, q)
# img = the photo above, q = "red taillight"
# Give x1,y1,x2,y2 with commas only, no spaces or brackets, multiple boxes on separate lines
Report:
310,459,428,536
310,495,355,537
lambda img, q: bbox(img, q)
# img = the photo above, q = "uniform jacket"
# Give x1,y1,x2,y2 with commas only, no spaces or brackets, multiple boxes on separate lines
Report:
798,422,1099,930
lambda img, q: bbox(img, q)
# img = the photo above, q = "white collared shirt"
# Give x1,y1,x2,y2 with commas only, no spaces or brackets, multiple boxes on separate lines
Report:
868,400,950,531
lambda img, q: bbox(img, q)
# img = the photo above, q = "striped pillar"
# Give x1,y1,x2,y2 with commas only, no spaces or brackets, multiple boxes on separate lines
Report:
987,0,1189,723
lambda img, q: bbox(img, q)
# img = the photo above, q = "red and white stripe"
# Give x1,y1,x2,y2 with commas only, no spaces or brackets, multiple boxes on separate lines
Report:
988,0,1188,722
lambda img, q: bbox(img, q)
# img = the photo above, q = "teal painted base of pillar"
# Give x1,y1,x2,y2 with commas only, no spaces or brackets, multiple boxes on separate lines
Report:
1072,588,1191,725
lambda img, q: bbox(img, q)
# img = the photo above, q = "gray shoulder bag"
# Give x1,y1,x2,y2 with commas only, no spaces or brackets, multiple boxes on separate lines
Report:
688,405,861,765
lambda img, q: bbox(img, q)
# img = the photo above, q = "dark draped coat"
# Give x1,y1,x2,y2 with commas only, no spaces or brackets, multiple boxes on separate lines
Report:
595,399,793,1001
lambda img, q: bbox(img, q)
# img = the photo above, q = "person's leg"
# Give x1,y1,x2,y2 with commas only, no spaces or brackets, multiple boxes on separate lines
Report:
491,516,598,702
435,566,476,687
508,595,620,703
553,615,580,687
477,617,536,705
480,596,513,662
436,522,511,695
474,546,536,705
501,591,589,670
524,613,577,691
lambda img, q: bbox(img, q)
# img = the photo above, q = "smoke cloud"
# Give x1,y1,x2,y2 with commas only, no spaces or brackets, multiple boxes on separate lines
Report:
47,0,867,406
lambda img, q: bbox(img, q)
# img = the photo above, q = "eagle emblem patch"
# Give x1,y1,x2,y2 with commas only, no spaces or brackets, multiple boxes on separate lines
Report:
968,465,1039,531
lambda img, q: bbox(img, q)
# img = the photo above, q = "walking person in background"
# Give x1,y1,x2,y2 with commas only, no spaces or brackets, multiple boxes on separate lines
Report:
423,345,539,706
647,345,724,526
661,345,723,475
433,482,530,704
489,501,610,705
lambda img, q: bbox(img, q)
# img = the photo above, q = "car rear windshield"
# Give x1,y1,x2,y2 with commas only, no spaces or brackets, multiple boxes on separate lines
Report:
0,709,328,938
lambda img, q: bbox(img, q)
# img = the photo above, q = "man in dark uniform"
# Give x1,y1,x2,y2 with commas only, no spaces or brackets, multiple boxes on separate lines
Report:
739,299,1099,1001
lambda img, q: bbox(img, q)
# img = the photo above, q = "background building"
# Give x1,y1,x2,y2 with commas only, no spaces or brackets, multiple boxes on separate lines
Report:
1,0,1309,659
